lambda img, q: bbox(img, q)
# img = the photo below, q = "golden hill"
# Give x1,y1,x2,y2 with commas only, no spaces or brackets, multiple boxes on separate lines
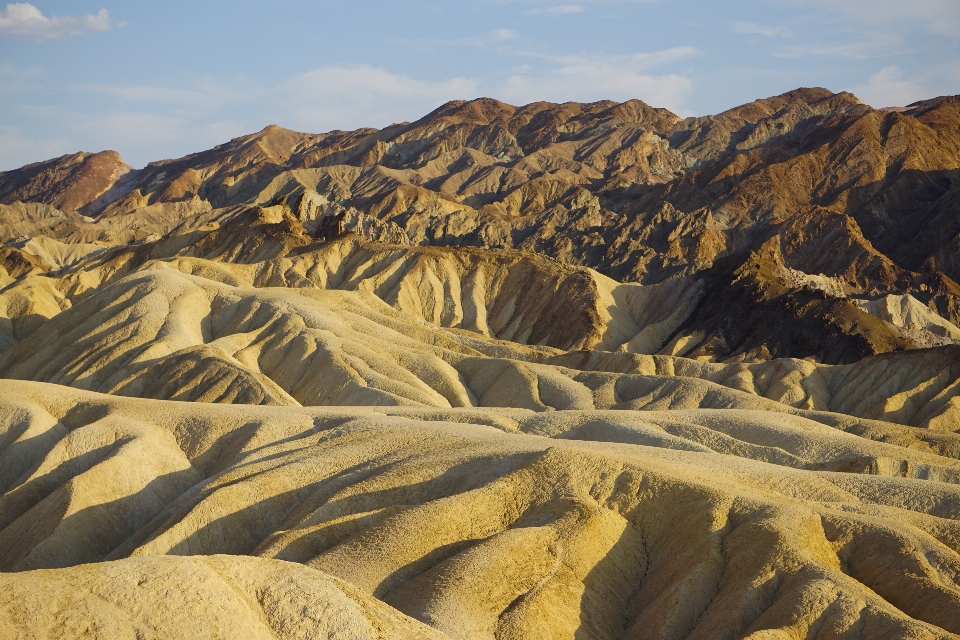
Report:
2,380,960,637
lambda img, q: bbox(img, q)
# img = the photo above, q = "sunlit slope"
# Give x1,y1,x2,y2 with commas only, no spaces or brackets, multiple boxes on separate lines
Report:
2,381,959,638
0,268,550,407
0,555,451,640
1,262,959,431
548,347,960,431
0,209,704,355
153,237,704,352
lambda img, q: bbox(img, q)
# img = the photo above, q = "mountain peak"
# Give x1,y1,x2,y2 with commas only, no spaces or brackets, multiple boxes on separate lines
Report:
0,149,131,212
419,97,517,126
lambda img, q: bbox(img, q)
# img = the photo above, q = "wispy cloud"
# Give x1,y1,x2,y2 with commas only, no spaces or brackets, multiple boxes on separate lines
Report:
527,46,697,70
850,66,927,108
2,36,699,169
773,34,899,60
730,22,791,38
78,64,481,144
457,28,518,46
0,3,116,40
791,0,960,38
526,5,585,15
0,125,74,169
496,48,697,113
848,60,960,108
393,28,518,49
0,62,43,93
275,47,698,121
80,77,249,111
87,45,696,134
281,65,479,130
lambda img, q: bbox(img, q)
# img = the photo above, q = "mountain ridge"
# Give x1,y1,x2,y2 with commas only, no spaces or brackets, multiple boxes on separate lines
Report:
3,87,959,363
4,87,960,638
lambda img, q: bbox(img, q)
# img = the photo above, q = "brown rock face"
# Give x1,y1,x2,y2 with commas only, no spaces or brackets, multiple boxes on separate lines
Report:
0,150,133,212
3,87,959,364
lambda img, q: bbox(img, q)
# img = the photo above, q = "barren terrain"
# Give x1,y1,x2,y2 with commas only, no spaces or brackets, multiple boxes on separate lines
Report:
2,89,959,639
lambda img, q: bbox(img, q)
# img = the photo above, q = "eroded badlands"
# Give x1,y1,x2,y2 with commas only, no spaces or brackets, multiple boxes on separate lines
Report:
3,381,960,638
2,89,960,638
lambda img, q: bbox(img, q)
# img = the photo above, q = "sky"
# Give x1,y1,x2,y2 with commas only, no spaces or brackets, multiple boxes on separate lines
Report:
1,0,958,170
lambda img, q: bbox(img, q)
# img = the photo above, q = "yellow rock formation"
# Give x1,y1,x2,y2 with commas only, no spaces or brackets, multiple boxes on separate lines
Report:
1,381,959,637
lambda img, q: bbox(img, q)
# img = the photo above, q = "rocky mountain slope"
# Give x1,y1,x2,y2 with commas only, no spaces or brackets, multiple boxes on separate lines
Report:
3,88,959,363
2,89,960,639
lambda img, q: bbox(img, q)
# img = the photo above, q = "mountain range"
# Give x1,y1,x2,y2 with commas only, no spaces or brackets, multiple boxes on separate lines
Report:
2,88,960,639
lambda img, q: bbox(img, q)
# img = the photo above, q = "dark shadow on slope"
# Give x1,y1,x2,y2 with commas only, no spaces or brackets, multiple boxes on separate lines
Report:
845,168,960,274
0,465,202,572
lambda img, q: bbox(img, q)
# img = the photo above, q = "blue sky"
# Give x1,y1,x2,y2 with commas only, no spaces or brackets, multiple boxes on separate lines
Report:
1,0,958,170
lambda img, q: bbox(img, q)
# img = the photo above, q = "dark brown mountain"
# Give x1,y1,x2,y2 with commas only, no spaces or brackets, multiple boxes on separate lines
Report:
0,150,133,213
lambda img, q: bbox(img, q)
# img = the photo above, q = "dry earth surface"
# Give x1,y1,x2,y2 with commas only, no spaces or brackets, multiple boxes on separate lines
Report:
1,88,960,639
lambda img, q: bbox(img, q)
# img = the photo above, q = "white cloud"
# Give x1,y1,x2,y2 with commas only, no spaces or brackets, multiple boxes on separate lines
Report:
392,28,519,49
71,64,479,146
0,125,74,169
2,43,698,168
730,22,791,38
285,66,476,102
791,0,960,38
0,3,115,40
495,49,696,113
85,47,696,130
526,5,586,15
280,65,480,130
850,65,948,108
773,35,898,60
